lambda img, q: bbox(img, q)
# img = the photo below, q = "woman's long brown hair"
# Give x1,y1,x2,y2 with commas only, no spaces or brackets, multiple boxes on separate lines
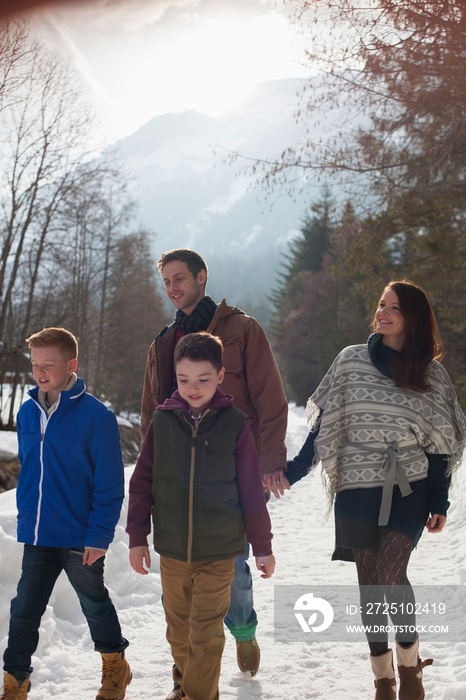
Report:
371,280,443,392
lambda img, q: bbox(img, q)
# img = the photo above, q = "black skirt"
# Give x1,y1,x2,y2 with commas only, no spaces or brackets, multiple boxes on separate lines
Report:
332,478,430,562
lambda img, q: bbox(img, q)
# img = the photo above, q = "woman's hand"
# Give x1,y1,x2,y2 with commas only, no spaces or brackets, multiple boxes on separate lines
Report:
425,514,446,533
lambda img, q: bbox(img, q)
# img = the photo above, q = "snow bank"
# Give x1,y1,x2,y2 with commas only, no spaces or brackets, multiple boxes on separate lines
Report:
0,403,465,699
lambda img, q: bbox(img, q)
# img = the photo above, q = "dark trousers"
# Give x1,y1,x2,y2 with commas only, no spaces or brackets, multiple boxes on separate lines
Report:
3,545,127,675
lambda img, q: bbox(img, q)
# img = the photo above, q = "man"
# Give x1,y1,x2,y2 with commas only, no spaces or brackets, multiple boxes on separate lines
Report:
140,249,288,700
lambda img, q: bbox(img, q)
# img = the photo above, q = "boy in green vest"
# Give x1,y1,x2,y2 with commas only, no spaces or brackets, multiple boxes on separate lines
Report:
127,332,275,700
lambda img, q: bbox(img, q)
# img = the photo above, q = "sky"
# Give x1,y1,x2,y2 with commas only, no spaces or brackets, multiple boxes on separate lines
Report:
30,0,311,140
1,405,466,699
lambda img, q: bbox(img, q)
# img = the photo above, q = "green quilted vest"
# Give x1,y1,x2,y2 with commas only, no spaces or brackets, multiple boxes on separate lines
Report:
151,406,247,562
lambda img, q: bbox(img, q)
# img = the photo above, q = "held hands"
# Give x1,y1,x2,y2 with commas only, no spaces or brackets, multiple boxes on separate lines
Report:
130,545,151,574
255,554,275,579
425,514,446,533
262,468,290,500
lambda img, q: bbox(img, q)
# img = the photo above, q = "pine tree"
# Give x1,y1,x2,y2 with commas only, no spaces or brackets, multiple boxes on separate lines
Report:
271,189,336,403
271,190,375,404
270,187,334,323
98,232,169,415
272,0,466,405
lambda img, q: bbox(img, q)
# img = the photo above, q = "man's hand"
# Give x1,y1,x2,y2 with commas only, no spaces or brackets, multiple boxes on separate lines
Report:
262,468,290,499
83,548,106,565
255,554,275,579
425,514,446,533
129,545,151,574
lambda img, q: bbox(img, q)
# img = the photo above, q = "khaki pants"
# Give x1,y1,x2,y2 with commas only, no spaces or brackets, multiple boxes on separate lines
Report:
160,556,235,700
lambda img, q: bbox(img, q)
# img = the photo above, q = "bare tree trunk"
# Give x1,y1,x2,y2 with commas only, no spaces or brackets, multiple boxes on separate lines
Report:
93,220,113,398
6,354,20,429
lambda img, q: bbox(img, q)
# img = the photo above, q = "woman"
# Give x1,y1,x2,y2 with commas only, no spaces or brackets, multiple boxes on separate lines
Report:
286,280,466,700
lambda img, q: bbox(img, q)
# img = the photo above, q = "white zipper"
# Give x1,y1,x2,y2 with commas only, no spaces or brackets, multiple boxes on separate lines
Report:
32,397,60,545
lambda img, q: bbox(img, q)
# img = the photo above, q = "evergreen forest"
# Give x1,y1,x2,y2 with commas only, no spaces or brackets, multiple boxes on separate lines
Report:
271,1,466,408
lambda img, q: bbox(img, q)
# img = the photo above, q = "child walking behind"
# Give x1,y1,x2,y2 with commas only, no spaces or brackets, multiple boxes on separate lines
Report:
127,332,275,700
1,328,131,700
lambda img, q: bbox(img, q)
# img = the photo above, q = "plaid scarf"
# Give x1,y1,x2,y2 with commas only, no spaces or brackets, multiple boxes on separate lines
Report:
175,295,217,335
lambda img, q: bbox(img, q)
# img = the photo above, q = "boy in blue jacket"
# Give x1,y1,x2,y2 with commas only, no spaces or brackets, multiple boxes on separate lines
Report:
1,328,131,700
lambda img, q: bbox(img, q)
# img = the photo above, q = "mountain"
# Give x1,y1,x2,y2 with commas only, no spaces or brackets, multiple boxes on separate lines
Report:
111,77,328,328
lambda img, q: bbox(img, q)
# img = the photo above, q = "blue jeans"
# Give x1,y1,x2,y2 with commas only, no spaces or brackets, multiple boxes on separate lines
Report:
3,545,127,675
223,541,257,642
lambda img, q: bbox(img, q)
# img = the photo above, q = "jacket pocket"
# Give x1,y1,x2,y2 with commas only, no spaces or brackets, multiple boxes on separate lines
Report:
222,336,243,378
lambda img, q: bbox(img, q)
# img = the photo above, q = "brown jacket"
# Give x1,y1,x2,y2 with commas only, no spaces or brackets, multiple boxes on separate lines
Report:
140,299,288,475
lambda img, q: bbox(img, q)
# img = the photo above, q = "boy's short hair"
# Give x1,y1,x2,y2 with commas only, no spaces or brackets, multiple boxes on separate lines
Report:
26,327,78,361
157,248,208,281
174,332,223,372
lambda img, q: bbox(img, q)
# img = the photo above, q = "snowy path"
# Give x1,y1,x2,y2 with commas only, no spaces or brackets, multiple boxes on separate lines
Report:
1,403,465,699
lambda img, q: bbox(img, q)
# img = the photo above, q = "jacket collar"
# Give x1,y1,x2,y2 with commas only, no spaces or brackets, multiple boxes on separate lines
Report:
28,376,86,408
157,386,234,414
209,299,245,327
156,298,246,343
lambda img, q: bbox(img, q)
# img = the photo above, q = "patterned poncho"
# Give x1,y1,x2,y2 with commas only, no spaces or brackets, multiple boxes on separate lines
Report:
307,344,466,525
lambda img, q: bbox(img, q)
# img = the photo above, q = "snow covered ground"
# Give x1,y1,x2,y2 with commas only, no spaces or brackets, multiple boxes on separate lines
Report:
1,403,465,699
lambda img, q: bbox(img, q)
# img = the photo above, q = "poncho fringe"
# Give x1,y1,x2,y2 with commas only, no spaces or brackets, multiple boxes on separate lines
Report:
305,345,466,520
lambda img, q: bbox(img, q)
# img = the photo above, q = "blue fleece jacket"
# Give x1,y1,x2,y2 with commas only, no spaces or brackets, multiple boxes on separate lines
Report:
16,378,124,549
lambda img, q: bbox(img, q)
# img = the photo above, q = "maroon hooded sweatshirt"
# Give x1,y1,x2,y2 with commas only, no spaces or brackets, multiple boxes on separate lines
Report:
127,387,273,558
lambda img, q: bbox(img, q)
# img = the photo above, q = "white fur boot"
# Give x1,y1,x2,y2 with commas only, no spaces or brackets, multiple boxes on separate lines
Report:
370,649,396,700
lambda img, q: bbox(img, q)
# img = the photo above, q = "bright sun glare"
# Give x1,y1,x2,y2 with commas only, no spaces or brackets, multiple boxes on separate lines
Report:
160,14,297,117
39,5,308,139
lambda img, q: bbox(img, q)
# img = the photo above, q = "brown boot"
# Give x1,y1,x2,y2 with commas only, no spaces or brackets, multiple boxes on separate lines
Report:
96,651,132,700
1,673,30,700
396,636,433,700
370,649,396,700
164,686,183,700
236,638,260,676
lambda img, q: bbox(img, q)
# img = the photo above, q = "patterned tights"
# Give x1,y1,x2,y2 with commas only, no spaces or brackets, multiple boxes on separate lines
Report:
353,531,416,656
